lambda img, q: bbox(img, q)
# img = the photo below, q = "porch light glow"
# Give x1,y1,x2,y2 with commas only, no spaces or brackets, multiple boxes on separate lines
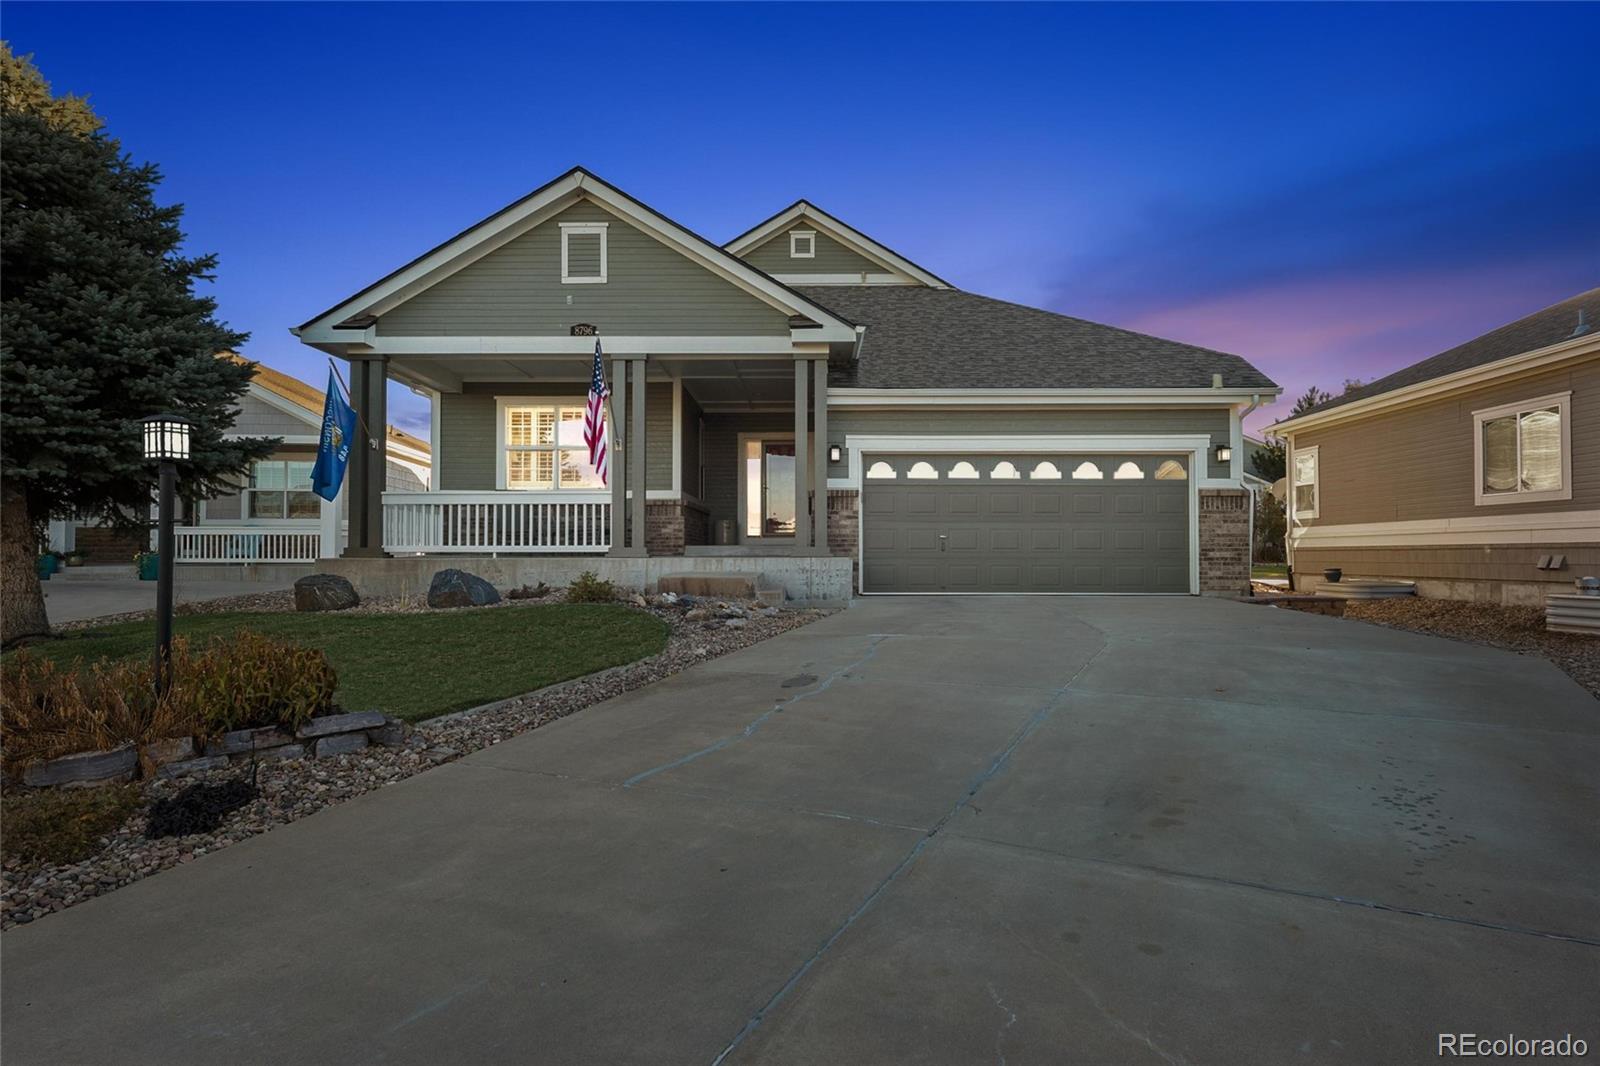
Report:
1214,444,1233,464
142,414,193,461
828,445,843,464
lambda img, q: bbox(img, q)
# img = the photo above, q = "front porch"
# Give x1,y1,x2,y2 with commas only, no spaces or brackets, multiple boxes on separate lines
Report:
339,347,848,562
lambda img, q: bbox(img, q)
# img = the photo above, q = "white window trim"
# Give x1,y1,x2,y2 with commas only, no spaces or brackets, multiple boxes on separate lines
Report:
495,396,605,491
1471,391,1572,507
1291,444,1319,520
559,221,608,284
789,229,816,259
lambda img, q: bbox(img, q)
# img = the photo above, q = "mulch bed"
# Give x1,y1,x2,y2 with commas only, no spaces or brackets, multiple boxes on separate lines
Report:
2,597,829,930
1343,598,1600,699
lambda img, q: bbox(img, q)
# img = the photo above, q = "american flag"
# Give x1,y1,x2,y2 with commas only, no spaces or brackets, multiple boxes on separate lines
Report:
584,339,611,486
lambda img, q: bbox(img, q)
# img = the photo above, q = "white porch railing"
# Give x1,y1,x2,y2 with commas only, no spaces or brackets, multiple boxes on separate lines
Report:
175,526,321,563
383,491,611,554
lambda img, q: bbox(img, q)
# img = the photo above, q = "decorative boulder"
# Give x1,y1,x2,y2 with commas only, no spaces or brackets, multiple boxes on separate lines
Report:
294,573,359,612
428,568,501,609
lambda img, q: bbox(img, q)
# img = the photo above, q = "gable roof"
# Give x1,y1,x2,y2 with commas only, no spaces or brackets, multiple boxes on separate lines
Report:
294,167,856,343
223,353,430,457
1298,287,1599,419
798,286,1277,391
725,200,952,289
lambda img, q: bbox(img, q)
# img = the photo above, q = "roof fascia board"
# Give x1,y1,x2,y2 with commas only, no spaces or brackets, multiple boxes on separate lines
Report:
297,171,855,342
321,333,853,357
828,387,1279,407
1269,332,1600,436
725,202,952,289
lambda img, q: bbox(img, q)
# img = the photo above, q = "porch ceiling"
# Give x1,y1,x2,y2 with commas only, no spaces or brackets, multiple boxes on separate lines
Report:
391,355,802,410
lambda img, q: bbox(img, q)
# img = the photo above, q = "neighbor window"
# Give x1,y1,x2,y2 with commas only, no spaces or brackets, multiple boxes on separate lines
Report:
245,459,318,519
790,230,816,259
1473,392,1572,505
501,402,605,490
561,222,608,284
1292,445,1319,519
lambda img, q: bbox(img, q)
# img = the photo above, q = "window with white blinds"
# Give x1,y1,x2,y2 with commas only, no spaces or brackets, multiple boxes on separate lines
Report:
502,403,604,490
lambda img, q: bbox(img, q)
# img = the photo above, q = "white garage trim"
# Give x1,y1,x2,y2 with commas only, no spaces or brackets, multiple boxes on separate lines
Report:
848,435,1209,597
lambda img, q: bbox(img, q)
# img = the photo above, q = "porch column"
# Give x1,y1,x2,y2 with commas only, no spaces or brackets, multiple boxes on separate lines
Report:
630,358,647,555
608,355,630,555
342,355,389,558
812,358,829,554
793,359,810,551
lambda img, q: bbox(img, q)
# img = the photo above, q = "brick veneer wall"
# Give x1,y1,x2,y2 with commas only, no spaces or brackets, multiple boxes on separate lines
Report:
644,501,710,556
1198,489,1251,596
828,490,859,592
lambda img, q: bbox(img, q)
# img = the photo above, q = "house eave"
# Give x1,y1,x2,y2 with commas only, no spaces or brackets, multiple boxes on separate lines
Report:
826,387,1280,408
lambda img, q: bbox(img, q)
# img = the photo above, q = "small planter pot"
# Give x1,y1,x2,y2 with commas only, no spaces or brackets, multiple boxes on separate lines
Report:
1322,567,1343,583
35,554,56,580
135,552,160,581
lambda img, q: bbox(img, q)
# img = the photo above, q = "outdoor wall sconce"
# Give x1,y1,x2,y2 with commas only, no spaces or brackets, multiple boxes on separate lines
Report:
829,445,843,463
1214,444,1233,464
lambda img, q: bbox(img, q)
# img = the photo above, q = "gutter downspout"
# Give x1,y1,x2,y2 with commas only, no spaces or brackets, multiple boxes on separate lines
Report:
1239,395,1261,589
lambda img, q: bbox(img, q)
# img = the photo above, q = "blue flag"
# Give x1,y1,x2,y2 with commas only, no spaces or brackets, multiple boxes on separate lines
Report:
311,368,358,501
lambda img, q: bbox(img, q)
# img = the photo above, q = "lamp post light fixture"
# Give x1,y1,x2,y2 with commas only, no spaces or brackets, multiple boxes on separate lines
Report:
1214,444,1233,465
142,414,192,698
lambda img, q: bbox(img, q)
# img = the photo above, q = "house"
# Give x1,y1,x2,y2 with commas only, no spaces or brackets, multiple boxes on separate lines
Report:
1269,288,1598,604
49,357,432,566
292,167,1278,600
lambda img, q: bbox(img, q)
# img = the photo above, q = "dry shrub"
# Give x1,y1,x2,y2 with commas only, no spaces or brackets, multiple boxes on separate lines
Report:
1,631,337,779
566,571,617,603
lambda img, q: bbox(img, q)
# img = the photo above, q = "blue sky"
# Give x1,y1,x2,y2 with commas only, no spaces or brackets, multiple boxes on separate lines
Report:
6,2,1597,436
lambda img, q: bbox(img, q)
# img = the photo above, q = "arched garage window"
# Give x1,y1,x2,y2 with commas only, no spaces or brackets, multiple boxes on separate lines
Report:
990,461,1021,480
948,461,979,479
1029,461,1062,480
907,461,939,480
1113,461,1145,480
1154,460,1188,480
1070,461,1103,480
866,461,896,479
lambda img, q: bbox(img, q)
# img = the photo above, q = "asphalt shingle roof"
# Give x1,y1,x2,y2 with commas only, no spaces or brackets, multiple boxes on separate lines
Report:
794,286,1278,391
1305,287,1599,416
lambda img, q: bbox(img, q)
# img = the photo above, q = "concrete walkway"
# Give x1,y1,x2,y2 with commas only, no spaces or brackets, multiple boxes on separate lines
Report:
3,597,1596,1064
40,566,299,624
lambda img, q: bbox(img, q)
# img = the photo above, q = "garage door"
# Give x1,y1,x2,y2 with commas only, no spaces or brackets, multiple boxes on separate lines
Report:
861,454,1191,593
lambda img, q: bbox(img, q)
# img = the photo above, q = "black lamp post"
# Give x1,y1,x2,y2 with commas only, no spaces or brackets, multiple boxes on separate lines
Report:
143,414,192,698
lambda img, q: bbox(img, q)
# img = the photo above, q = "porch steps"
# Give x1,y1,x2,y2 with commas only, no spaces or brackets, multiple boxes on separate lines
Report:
657,571,785,604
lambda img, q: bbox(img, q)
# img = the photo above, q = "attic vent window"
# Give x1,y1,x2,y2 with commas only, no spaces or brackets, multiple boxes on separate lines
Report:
789,230,816,259
561,222,608,284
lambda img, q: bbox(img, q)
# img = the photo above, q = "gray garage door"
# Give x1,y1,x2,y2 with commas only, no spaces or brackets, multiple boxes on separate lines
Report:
861,454,1191,593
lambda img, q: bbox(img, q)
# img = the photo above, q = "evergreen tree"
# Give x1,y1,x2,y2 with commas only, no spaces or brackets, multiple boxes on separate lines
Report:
1,45,276,644
1249,436,1286,482
1291,385,1333,417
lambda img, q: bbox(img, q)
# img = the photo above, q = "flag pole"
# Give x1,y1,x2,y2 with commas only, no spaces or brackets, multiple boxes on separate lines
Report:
328,357,378,448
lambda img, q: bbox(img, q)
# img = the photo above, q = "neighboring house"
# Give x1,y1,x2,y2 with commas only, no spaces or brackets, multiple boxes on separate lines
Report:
47,356,432,565
293,167,1278,599
1242,433,1278,496
1269,288,1598,603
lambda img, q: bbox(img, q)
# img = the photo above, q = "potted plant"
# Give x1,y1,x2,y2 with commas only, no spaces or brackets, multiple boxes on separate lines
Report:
35,552,58,580
1322,567,1343,583
135,550,160,581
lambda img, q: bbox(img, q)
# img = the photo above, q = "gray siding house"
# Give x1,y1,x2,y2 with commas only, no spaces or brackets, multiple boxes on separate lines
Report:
294,168,1278,599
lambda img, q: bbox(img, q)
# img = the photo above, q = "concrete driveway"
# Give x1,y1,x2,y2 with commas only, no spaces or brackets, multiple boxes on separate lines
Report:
3,596,1596,1065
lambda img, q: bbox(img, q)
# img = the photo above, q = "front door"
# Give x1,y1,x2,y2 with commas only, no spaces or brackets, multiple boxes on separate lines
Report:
743,439,796,540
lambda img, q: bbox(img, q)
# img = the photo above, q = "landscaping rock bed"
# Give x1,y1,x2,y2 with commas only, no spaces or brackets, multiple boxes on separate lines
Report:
1,597,829,929
1344,598,1600,699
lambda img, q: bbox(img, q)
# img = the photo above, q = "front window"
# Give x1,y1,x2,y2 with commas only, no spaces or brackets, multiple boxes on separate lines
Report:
503,404,604,490
1474,393,1571,505
246,460,318,519
1292,446,1318,519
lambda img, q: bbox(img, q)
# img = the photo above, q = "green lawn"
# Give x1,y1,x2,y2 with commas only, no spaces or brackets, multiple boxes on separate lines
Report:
25,606,670,722
1251,564,1288,578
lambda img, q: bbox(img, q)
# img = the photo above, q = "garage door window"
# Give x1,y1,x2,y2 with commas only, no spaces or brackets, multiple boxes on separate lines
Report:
1113,461,1145,480
1071,461,1103,479
991,461,1021,479
866,460,896,479
949,461,979,479
1030,461,1062,479
1155,460,1188,480
908,461,939,479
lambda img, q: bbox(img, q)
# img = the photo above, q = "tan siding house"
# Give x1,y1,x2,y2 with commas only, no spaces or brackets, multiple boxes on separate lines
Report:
1271,289,1599,604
